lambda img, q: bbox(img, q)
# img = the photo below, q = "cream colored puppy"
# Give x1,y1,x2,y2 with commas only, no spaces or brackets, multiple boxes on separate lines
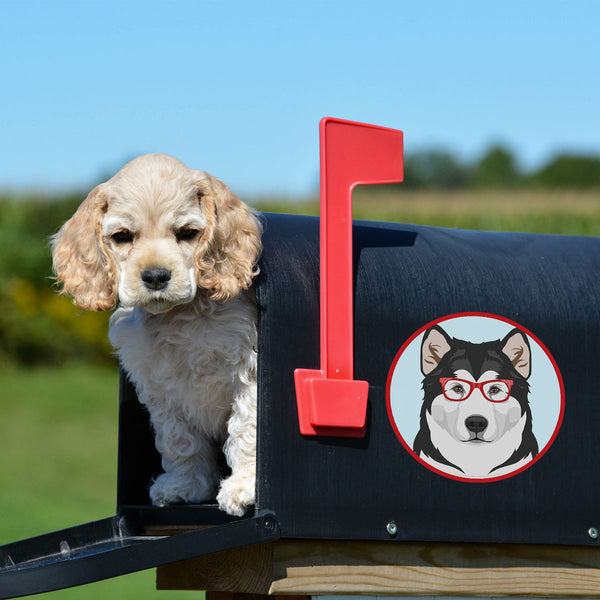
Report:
52,154,262,516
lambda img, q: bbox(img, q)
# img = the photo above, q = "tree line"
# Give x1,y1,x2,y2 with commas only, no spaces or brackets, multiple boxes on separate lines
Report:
401,146,600,190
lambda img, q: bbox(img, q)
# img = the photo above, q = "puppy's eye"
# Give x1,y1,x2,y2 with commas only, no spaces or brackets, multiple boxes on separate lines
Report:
111,230,134,244
176,227,200,242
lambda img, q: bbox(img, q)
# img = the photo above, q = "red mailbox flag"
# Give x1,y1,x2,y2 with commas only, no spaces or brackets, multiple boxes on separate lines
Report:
294,117,404,436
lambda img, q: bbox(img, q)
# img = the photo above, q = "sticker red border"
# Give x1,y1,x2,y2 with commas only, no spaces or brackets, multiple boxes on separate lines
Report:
385,312,565,483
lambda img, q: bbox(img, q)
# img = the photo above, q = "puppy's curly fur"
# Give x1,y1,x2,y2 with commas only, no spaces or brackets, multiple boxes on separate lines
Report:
52,154,262,516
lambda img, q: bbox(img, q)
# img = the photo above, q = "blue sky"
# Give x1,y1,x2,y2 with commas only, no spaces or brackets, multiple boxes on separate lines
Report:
2,0,599,197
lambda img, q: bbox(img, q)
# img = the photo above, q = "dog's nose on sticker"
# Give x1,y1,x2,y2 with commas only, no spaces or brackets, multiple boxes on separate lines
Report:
466,415,488,434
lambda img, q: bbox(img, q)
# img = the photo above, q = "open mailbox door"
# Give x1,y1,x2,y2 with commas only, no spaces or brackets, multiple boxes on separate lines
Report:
0,512,279,599
0,363,281,598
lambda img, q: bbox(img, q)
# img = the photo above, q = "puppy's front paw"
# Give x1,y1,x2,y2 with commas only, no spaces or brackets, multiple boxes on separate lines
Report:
217,474,255,517
150,472,215,506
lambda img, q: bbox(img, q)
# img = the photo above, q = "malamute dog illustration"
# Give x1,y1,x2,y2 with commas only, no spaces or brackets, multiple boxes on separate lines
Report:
414,325,539,478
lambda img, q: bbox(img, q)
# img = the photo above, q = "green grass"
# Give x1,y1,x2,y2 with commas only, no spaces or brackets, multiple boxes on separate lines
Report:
0,365,202,599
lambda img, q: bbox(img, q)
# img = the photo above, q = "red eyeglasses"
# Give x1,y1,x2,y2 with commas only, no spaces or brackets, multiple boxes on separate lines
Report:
439,378,514,402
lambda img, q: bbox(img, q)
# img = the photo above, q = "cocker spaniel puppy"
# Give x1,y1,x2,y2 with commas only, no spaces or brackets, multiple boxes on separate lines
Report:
51,154,262,516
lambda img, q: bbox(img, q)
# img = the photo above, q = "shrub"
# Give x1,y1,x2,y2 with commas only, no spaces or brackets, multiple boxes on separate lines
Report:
0,278,114,367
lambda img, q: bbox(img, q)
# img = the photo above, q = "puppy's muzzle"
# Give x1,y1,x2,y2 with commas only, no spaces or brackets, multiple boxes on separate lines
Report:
141,267,172,291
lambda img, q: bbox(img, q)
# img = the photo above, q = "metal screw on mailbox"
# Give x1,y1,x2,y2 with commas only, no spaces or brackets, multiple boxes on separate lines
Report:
386,521,398,536
262,517,276,533
589,527,598,540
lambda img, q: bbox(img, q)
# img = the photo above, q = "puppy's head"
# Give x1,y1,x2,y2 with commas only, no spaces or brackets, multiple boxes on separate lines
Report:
51,154,261,313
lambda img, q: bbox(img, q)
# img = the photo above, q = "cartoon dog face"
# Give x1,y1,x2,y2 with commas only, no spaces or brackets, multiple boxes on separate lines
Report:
414,325,539,478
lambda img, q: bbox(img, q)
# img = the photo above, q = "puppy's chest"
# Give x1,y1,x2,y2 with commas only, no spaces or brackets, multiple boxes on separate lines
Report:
111,302,256,414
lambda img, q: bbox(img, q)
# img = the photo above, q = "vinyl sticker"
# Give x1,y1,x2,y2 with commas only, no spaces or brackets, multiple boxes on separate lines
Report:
386,313,564,482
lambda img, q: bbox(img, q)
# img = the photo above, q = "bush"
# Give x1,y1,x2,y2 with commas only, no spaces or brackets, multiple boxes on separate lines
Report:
0,193,114,367
0,278,114,367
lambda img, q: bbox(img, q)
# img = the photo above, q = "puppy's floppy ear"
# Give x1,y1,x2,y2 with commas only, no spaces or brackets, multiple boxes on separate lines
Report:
51,186,119,311
501,328,531,379
194,173,262,302
421,325,452,375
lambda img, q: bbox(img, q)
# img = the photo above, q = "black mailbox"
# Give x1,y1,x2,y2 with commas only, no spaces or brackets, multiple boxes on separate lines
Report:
1,119,600,598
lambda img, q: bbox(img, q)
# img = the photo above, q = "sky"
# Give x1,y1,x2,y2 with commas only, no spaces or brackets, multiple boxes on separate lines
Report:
1,0,599,198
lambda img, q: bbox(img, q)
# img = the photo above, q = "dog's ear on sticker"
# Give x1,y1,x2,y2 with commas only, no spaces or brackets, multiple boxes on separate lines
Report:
51,185,119,311
501,328,531,379
421,325,452,375
194,172,262,302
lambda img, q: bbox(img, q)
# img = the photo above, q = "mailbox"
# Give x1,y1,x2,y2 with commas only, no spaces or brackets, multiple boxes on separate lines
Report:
2,118,600,599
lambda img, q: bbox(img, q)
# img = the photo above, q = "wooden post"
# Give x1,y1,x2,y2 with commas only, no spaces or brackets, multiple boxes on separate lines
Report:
157,539,600,597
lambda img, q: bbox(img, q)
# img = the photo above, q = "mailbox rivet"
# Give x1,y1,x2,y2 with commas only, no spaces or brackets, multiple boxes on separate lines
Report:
589,527,598,540
262,516,277,533
386,521,398,536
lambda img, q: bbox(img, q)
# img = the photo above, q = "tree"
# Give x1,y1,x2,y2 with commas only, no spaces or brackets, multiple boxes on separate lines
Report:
529,154,600,188
471,145,520,188
403,150,469,189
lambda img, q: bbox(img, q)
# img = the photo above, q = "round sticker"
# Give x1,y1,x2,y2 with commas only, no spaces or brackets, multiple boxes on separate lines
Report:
386,313,564,482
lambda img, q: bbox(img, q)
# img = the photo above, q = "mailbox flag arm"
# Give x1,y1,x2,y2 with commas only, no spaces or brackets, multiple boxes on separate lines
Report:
0,513,280,599
295,117,404,437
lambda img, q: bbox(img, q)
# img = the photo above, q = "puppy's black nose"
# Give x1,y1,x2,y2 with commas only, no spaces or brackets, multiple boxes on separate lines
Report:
466,415,488,433
141,268,171,290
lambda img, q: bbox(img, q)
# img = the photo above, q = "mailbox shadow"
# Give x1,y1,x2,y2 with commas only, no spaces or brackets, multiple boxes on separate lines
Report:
353,220,418,280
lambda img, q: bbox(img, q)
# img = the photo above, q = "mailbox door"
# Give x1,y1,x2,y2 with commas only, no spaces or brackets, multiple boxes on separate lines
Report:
0,512,279,599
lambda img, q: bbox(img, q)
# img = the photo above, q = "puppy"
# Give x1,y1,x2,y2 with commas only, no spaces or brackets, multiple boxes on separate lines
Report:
51,154,262,516
414,325,538,478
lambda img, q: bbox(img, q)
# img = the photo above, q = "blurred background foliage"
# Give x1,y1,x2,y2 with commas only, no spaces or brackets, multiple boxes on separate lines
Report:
400,145,600,190
0,193,113,369
1,144,599,369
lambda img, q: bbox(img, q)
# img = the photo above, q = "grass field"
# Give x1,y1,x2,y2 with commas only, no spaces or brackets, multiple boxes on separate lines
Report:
1,188,598,598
